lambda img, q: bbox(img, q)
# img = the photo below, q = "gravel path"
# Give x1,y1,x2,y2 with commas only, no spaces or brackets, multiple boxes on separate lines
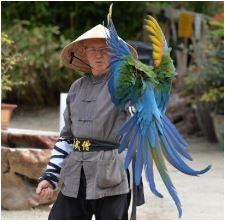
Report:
2,107,224,220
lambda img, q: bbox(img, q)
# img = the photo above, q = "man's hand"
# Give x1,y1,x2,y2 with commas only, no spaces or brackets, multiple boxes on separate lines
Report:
36,180,54,199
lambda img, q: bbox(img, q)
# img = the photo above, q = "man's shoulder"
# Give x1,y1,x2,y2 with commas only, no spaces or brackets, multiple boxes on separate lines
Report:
69,74,90,92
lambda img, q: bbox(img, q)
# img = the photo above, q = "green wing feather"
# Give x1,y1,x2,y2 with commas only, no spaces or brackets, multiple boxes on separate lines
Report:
115,56,159,106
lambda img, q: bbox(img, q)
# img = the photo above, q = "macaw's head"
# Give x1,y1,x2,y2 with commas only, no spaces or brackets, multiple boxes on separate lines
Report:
61,24,137,78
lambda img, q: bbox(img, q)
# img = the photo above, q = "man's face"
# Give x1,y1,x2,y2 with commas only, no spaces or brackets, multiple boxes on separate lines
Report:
85,39,110,77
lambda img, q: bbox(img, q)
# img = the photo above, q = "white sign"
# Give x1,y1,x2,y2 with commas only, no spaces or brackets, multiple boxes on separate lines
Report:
59,93,68,131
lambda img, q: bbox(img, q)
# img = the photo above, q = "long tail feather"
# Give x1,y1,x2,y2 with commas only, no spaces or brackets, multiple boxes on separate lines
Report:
160,135,211,176
144,138,163,198
162,121,193,161
162,115,189,146
124,125,139,168
117,115,137,137
134,133,144,185
151,140,182,218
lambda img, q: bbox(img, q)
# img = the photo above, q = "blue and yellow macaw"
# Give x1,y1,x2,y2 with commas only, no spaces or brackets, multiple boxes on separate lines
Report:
106,5,211,218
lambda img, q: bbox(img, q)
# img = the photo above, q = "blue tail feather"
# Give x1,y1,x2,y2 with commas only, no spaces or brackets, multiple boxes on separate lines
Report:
160,135,210,176
118,130,132,153
117,115,137,138
144,137,163,198
162,115,188,147
160,135,200,176
124,125,139,168
134,132,143,185
118,117,137,153
148,122,156,147
162,122,193,161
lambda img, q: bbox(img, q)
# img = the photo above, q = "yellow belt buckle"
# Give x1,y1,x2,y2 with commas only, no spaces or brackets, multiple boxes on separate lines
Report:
82,139,91,151
73,138,91,151
73,138,81,151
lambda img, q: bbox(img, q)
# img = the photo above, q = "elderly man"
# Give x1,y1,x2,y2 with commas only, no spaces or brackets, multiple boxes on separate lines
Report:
36,24,143,220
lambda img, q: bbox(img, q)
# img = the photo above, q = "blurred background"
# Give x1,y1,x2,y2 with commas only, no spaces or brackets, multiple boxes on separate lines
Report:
2,1,224,141
1,1,224,220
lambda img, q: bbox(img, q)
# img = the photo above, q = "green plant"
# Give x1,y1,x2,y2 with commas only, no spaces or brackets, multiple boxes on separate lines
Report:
181,15,224,114
3,20,79,106
2,2,149,40
1,32,25,100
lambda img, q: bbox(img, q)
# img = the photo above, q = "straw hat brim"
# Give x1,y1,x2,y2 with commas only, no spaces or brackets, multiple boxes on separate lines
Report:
61,24,138,73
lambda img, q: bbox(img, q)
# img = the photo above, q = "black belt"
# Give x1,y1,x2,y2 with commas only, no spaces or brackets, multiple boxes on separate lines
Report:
70,137,118,152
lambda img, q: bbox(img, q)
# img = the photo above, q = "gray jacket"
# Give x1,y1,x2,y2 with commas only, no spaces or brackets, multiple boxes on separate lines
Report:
59,73,131,199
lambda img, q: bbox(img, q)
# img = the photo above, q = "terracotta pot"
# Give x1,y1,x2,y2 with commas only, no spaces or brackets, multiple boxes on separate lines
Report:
1,103,17,130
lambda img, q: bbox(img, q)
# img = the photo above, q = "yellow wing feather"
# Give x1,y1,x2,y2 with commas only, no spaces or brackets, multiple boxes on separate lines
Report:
145,15,164,67
153,51,161,60
145,19,158,32
149,36,161,47
152,45,162,54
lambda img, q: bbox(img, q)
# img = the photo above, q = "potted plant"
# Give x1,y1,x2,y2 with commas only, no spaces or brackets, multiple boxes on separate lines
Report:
180,15,224,145
204,17,224,147
1,32,25,130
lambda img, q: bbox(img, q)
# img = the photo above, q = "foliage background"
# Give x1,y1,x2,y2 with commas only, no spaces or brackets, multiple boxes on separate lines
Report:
1,1,223,106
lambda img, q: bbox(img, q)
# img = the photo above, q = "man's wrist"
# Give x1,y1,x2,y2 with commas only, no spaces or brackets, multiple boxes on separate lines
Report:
38,176,56,189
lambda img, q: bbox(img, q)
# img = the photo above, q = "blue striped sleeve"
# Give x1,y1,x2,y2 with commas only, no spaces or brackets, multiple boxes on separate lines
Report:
38,137,73,190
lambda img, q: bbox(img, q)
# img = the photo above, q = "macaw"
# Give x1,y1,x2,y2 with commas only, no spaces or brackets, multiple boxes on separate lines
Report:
105,4,211,218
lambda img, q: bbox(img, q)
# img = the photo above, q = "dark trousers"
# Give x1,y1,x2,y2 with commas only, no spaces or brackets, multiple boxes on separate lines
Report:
49,167,130,220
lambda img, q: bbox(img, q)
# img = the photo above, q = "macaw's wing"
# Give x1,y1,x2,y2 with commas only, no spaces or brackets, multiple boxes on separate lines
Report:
145,15,177,114
105,14,157,109
106,6,211,218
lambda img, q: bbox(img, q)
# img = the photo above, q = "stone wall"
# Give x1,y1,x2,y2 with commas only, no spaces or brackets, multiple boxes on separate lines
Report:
1,129,59,210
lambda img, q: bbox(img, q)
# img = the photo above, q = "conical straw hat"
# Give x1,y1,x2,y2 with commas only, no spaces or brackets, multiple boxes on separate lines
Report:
61,24,138,73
